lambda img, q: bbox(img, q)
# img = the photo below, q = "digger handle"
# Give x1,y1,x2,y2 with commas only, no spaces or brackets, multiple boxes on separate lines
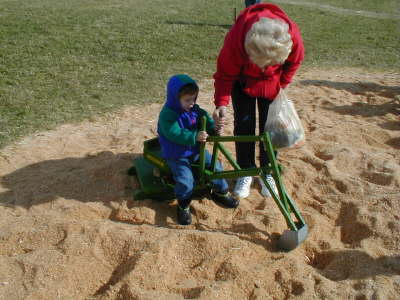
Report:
199,116,207,185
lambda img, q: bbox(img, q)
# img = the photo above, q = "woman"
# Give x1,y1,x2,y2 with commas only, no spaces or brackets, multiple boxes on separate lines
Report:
212,3,304,199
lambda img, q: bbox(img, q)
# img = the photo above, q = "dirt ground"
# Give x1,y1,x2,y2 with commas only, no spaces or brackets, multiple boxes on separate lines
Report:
0,68,399,300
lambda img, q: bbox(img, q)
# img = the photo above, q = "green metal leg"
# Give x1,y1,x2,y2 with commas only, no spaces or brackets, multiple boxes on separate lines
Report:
199,116,207,185
210,142,219,172
259,171,297,231
217,143,241,170
262,133,290,211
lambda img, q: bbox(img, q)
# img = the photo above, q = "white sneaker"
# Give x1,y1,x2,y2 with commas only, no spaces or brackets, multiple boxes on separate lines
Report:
259,175,279,198
233,176,253,198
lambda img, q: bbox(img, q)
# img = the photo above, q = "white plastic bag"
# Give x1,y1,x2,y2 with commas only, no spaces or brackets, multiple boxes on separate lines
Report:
264,89,305,149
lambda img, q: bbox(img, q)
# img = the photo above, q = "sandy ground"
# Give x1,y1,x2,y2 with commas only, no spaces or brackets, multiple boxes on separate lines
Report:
0,68,399,300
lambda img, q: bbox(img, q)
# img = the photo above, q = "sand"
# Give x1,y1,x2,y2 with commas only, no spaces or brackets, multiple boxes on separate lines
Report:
0,68,399,300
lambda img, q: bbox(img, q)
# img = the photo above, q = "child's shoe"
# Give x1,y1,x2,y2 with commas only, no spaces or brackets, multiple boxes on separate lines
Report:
259,175,279,198
233,176,253,198
211,191,240,208
177,205,192,225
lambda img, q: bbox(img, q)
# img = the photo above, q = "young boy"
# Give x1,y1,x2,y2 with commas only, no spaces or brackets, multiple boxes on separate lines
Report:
157,74,239,225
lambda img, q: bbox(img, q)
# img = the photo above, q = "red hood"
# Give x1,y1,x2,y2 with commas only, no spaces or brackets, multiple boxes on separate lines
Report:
232,3,297,60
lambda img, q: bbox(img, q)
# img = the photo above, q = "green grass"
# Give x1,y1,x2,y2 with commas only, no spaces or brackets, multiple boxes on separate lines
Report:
0,0,399,148
281,4,400,68
291,0,400,14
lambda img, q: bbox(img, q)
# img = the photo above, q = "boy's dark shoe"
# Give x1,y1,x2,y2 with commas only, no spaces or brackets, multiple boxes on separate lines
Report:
177,205,192,225
211,191,240,208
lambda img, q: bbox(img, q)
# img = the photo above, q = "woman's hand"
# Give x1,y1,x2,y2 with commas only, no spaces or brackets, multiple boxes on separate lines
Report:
212,106,227,135
196,131,208,142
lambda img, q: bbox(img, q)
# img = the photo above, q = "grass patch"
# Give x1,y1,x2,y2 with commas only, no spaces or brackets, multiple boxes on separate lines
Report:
288,0,400,14
281,4,400,68
0,0,399,148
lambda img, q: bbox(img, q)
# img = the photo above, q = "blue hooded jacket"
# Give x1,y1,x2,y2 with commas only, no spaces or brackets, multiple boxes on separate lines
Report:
157,75,215,159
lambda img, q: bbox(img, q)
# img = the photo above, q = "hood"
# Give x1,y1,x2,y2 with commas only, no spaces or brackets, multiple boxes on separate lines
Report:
165,74,198,113
231,3,295,57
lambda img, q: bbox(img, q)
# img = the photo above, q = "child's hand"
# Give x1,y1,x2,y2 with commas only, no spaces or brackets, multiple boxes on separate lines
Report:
196,131,208,142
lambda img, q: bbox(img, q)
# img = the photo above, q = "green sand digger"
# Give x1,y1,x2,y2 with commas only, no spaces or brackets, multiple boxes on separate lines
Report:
129,117,308,251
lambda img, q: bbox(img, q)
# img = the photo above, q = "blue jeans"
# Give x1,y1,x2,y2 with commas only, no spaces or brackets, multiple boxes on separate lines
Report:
166,150,228,208
245,0,261,7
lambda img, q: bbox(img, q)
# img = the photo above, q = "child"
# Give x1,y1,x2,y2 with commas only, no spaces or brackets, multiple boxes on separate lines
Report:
157,74,239,225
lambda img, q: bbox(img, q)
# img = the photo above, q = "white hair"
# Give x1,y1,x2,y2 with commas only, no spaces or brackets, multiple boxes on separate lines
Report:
244,17,293,68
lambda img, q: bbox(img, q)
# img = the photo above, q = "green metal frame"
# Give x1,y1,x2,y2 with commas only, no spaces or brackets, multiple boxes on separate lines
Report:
131,116,306,232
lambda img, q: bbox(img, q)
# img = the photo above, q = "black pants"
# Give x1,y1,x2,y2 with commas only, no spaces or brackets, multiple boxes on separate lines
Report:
232,81,277,169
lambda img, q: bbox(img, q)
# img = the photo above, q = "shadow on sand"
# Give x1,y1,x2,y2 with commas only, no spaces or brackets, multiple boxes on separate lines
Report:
309,249,400,281
0,151,137,209
302,80,400,118
300,79,400,99
0,151,278,251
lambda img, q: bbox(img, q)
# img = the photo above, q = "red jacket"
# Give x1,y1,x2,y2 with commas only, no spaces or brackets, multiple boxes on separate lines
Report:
213,4,304,106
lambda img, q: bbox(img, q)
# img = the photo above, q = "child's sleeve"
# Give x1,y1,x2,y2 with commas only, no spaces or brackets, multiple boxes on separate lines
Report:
159,110,197,146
